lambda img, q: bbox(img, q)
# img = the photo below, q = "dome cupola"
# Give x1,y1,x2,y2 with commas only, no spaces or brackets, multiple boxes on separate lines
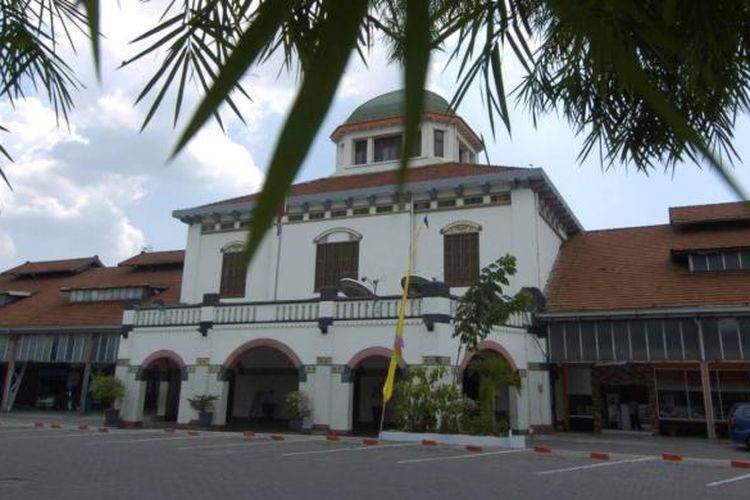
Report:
330,89,484,176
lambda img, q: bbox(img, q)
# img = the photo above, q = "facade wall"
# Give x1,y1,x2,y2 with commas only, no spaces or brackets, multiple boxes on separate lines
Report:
118,318,550,432
179,187,561,304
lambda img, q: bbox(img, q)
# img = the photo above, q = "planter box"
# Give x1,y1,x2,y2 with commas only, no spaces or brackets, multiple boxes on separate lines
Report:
379,430,526,449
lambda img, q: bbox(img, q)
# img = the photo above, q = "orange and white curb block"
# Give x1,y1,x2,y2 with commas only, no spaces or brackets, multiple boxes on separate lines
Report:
590,452,610,461
271,434,285,441
326,435,341,442
243,431,255,438
731,460,750,469
362,438,379,446
465,445,483,453
533,445,552,454
661,453,683,462
421,439,438,446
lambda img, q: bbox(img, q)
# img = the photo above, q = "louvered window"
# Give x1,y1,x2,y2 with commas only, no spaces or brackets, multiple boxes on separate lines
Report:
220,251,246,298
315,241,359,291
444,232,479,286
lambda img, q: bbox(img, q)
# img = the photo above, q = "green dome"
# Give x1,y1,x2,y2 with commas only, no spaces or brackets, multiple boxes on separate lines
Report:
345,89,452,124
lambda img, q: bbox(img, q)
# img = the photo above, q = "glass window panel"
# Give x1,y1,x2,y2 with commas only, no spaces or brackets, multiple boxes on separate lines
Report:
664,319,683,361
354,140,367,164
564,324,581,362
681,320,701,360
707,252,723,271
719,318,741,360
718,371,750,422
741,250,750,270
630,321,648,360
702,319,722,360
613,321,630,361
647,320,665,360
740,318,750,360
691,254,707,271
686,371,705,420
724,251,740,270
657,370,689,419
549,324,565,362
374,135,402,162
595,322,613,361
433,130,444,157
581,323,597,360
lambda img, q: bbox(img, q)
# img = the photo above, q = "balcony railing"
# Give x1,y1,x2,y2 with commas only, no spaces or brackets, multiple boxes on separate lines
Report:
129,296,530,329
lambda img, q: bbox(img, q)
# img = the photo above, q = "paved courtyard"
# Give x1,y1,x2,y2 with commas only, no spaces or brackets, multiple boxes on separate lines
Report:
1,417,749,499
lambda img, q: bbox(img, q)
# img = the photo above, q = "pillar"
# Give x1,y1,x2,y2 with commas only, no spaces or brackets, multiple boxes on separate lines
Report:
329,367,354,433
118,364,146,425
79,334,94,414
700,362,717,439
1,336,18,413
299,363,331,431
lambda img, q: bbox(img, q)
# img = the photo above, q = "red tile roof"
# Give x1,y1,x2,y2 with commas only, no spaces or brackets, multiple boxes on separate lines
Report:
118,250,185,267
669,201,750,225
2,256,103,277
545,223,750,313
0,254,183,329
202,163,526,208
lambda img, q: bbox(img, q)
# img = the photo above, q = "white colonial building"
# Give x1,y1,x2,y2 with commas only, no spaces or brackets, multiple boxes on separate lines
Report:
116,90,581,434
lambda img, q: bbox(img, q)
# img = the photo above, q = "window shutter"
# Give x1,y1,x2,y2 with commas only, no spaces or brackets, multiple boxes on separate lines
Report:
444,233,479,287
314,241,359,291
220,252,247,298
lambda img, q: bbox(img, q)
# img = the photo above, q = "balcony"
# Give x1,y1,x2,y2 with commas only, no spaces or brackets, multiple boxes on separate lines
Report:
123,294,531,332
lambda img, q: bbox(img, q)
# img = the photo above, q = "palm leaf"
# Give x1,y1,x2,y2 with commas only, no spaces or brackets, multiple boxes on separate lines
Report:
398,0,430,185
242,0,370,266
172,0,298,157
78,0,100,79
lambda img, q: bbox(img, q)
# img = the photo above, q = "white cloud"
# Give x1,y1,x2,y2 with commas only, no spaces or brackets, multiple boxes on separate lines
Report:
184,125,264,194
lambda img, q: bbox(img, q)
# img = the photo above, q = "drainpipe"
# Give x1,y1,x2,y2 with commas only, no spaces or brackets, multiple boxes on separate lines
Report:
695,318,717,439
273,199,285,300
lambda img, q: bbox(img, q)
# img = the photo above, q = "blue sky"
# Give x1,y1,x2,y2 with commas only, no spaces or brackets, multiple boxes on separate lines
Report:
0,1,747,270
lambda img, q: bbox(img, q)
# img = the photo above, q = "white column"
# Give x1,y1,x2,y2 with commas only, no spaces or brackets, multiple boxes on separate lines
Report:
205,369,230,426
300,365,330,430
117,365,146,424
329,370,354,433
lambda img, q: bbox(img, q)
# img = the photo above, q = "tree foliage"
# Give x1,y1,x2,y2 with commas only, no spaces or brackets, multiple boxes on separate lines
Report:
1,1,749,261
469,355,521,424
452,254,530,353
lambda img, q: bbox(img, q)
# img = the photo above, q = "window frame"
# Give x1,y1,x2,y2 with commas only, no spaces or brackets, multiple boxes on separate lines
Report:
219,244,247,298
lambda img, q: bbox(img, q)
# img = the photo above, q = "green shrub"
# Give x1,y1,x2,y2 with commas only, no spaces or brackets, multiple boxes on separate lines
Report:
283,391,311,419
187,394,219,412
394,367,463,433
90,375,125,409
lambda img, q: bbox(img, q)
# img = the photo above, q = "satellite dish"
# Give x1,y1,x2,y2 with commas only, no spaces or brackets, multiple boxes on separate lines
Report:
339,278,375,298
520,286,546,313
400,274,431,296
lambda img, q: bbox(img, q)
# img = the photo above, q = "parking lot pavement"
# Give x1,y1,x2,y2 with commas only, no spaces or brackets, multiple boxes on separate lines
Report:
1,426,750,500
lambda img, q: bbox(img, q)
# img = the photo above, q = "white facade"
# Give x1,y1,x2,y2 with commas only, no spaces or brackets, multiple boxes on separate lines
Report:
116,92,580,434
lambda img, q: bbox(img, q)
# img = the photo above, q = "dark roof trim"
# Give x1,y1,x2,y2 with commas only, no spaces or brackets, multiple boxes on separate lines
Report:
538,305,750,321
0,325,122,336
173,168,583,235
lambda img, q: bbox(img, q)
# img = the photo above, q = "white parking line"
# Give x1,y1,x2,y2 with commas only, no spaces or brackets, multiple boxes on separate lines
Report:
7,429,163,441
281,442,415,457
537,456,656,475
90,434,236,445
706,472,750,488
398,449,526,464
178,438,322,451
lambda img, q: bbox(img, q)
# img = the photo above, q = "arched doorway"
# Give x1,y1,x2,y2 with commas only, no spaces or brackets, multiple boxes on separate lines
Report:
348,348,405,434
461,342,519,429
138,351,185,422
221,339,303,429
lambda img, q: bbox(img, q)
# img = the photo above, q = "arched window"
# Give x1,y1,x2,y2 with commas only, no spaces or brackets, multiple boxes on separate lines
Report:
441,221,482,287
314,228,361,291
220,242,247,298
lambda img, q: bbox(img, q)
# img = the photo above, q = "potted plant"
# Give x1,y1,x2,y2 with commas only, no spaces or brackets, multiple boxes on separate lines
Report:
188,394,219,427
283,391,311,432
90,375,125,426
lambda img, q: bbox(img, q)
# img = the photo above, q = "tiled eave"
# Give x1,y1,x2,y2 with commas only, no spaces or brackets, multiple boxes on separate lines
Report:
0,325,121,335
172,168,583,235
